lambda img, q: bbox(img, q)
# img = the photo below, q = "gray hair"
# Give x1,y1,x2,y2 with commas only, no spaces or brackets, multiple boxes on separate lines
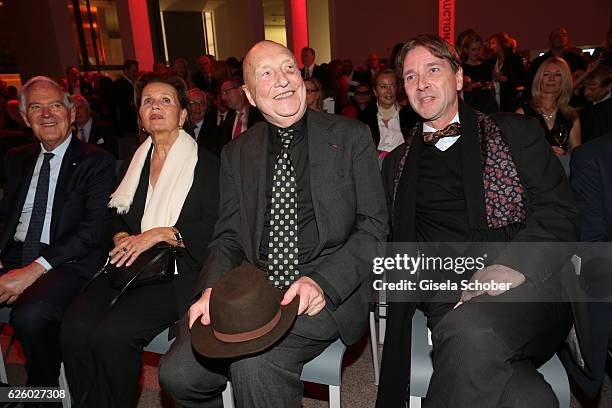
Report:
71,94,90,108
18,76,73,113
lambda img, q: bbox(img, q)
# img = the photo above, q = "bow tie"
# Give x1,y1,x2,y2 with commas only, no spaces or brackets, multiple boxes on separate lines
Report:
422,122,461,145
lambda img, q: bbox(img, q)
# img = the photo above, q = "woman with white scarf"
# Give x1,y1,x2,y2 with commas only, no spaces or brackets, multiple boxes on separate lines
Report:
61,73,220,408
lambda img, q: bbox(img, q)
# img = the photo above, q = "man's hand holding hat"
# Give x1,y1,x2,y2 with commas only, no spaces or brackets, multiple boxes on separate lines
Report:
189,288,212,329
281,276,326,316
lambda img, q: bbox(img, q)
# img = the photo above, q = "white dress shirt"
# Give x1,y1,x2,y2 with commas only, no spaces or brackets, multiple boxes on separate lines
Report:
423,112,461,151
14,135,72,271
377,107,405,153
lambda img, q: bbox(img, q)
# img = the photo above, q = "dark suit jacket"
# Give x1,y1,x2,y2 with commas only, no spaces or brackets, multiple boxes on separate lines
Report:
378,102,579,406
113,76,137,133
563,133,612,397
0,129,33,188
364,105,420,148
0,136,115,281
110,146,219,316
89,120,119,157
202,106,265,157
197,109,388,345
579,98,612,144
300,64,324,80
192,71,220,95
194,113,218,149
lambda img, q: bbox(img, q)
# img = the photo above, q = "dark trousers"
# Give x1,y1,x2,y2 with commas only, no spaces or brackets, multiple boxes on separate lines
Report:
0,242,87,386
377,280,571,408
60,273,178,408
159,307,339,408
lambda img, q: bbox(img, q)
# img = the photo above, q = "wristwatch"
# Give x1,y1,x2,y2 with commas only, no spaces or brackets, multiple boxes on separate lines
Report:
172,227,183,247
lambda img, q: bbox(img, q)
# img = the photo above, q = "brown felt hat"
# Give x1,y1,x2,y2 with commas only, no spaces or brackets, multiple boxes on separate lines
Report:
191,264,299,358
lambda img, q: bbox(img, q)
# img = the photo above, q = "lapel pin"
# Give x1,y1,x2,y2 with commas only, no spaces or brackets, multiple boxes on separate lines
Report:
329,143,339,149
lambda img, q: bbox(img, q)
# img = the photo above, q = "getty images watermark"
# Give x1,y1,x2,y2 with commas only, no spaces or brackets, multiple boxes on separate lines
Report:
372,253,513,292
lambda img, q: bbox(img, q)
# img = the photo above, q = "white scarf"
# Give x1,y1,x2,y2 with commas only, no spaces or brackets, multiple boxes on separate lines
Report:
108,129,198,231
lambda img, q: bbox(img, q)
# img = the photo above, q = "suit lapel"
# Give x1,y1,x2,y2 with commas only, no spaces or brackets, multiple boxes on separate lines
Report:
50,136,83,237
458,102,487,231
307,112,334,253
240,124,268,260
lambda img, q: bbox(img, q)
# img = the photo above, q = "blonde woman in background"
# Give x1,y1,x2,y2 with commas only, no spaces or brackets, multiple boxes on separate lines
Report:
517,57,581,155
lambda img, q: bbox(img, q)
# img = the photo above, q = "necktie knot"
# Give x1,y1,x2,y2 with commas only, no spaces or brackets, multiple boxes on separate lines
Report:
423,122,461,145
278,128,295,149
43,152,54,162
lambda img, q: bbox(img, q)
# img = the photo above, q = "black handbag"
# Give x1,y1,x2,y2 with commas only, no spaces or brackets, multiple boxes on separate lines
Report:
90,245,176,307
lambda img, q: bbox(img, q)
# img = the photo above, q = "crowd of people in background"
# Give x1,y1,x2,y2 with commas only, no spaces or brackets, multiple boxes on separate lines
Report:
1,25,611,172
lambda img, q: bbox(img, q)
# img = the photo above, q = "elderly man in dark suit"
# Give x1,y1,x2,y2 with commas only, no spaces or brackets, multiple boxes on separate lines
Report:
202,77,265,157
377,35,579,408
579,66,612,144
72,95,119,157
187,87,217,146
0,76,115,386
159,40,388,407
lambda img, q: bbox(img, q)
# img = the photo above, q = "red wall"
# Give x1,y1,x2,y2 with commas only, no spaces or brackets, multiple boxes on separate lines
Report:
331,0,611,63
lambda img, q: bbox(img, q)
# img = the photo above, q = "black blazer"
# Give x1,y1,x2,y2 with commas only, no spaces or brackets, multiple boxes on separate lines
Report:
378,103,580,406
579,98,612,144
300,64,324,80
0,136,116,278
113,76,137,133
198,110,389,345
202,106,265,157
110,146,219,316
89,120,119,158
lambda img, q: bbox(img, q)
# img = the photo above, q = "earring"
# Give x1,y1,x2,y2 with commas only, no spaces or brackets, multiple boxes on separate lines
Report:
179,124,183,130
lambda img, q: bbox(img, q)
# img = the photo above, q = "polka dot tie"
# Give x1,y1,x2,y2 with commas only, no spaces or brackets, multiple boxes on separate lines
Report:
267,128,299,289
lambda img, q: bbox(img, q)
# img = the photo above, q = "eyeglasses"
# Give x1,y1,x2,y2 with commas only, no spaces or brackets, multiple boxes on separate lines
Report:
221,85,240,95
354,91,371,96
306,88,319,93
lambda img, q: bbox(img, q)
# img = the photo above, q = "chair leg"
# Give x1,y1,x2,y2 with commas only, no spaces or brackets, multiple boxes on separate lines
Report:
328,384,340,408
369,311,380,385
0,342,7,384
222,381,235,408
59,363,71,408
378,304,386,345
409,396,422,408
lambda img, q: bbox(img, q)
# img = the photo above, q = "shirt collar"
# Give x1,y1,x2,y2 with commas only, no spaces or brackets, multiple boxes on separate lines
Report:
267,110,308,147
594,91,611,105
41,134,72,160
422,112,460,132
122,74,133,85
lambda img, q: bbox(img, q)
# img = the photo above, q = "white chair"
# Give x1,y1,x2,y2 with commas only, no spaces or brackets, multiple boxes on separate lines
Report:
222,338,347,408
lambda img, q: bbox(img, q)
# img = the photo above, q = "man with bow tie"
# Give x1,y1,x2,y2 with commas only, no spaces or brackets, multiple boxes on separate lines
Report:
377,35,579,407
0,76,115,387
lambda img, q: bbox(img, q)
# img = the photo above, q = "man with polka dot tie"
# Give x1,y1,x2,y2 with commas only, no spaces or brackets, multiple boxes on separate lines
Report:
160,40,388,407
